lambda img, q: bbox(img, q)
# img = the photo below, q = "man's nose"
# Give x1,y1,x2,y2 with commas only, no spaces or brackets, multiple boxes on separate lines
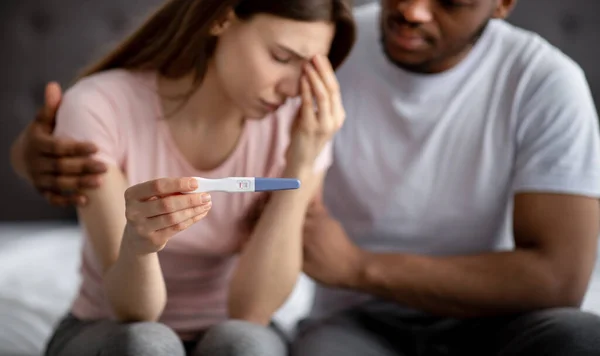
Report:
396,0,433,24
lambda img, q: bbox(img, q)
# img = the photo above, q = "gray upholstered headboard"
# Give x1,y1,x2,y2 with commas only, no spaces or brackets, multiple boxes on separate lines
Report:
1,0,599,221
1,0,165,221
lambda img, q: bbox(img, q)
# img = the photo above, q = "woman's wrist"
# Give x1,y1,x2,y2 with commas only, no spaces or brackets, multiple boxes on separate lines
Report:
282,162,312,180
281,164,318,204
121,224,157,257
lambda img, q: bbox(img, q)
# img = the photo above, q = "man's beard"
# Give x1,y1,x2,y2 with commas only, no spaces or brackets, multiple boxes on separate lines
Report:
379,18,490,74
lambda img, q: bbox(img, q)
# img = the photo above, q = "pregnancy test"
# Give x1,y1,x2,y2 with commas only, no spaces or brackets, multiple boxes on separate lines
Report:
185,177,301,193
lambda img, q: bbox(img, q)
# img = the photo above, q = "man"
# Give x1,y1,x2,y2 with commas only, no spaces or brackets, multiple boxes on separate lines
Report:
10,0,600,355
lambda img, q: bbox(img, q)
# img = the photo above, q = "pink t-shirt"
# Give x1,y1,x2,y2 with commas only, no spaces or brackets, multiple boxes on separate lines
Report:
54,69,332,336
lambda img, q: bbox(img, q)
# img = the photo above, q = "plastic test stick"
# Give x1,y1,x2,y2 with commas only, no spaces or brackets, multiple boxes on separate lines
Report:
184,177,301,193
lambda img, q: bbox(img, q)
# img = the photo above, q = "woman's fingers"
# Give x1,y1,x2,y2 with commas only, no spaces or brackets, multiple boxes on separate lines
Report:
125,177,198,202
313,55,345,127
123,177,211,253
145,203,212,233
304,62,331,123
153,213,209,240
300,75,317,125
140,192,211,218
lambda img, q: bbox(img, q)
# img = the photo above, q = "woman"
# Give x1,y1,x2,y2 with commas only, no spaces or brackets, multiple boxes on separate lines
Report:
43,0,355,356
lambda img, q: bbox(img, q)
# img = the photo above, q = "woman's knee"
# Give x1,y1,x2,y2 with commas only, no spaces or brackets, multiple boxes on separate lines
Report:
194,320,287,356
101,321,185,356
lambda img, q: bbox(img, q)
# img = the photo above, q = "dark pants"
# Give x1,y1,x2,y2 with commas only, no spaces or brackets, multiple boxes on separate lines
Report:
291,300,600,356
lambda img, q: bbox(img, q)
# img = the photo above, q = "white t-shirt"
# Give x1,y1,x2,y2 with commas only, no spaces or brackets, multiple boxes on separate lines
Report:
311,2,600,318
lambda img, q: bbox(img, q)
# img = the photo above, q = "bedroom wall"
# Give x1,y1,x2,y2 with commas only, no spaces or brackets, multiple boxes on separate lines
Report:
1,0,599,221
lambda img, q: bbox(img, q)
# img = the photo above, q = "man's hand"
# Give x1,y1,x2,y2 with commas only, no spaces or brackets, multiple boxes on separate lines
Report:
12,82,107,207
302,200,367,289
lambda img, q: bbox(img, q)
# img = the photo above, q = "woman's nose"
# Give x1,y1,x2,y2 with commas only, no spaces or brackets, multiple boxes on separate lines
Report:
277,75,302,98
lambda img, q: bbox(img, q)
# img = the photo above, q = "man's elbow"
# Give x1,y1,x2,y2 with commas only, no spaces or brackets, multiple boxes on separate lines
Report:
543,269,592,309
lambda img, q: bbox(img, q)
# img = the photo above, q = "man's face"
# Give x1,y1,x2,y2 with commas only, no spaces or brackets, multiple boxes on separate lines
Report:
380,0,515,73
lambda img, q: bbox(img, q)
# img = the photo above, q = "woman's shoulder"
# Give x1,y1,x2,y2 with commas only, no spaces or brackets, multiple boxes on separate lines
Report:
55,69,159,151
63,69,157,109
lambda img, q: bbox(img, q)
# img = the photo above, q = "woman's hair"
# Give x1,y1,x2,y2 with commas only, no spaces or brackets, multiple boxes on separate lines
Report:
79,0,356,85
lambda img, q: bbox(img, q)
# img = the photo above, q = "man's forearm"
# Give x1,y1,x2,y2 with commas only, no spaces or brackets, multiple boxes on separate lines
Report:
104,236,167,322
353,249,581,318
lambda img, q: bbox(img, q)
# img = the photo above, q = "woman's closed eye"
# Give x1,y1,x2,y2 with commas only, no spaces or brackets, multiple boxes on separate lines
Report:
272,52,293,64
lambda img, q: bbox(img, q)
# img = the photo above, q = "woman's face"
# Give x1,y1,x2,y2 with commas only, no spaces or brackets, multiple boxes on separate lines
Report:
211,13,335,119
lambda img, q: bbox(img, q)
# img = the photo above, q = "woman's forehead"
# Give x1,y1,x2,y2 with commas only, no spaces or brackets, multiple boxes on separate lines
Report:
250,14,335,55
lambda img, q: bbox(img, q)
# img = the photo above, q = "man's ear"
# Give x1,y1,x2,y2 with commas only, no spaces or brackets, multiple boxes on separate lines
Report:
492,0,517,19
210,9,236,36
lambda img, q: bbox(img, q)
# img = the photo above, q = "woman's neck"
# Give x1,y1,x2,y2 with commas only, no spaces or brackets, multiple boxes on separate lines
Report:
157,63,244,130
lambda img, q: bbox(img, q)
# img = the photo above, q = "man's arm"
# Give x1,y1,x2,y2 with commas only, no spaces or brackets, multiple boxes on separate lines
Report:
349,193,599,317
9,82,107,206
302,57,600,318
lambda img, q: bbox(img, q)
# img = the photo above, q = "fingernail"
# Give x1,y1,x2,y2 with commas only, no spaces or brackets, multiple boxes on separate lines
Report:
202,194,211,203
189,178,198,190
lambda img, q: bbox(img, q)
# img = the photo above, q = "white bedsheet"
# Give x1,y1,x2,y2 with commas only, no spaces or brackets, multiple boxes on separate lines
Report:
0,222,313,356
0,222,599,356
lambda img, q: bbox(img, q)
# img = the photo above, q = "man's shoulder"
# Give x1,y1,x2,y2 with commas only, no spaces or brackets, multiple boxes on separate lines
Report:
488,20,585,87
334,3,381,79
353,1,380,24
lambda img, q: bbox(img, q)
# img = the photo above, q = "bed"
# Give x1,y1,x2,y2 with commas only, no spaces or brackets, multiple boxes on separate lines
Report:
0,221,316,356
1,1,599,354
0,221,599,356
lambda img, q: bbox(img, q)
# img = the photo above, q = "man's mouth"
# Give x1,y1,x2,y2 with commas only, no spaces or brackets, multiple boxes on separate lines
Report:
386,18,428,51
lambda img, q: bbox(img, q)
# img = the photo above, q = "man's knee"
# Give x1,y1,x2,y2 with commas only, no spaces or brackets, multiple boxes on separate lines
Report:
291,317,398,356
506,308,600,355
101,321,185,356
194,320,287,356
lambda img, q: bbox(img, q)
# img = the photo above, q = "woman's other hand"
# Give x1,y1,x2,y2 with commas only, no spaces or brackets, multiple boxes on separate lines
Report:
285,54,345,174
123,177,212,254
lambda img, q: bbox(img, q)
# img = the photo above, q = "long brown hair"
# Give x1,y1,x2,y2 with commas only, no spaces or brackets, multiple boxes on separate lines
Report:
79,0,356,88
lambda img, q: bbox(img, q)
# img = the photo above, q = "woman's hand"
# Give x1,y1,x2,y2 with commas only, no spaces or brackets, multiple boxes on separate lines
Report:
286,55,345,174
123,177,212,254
